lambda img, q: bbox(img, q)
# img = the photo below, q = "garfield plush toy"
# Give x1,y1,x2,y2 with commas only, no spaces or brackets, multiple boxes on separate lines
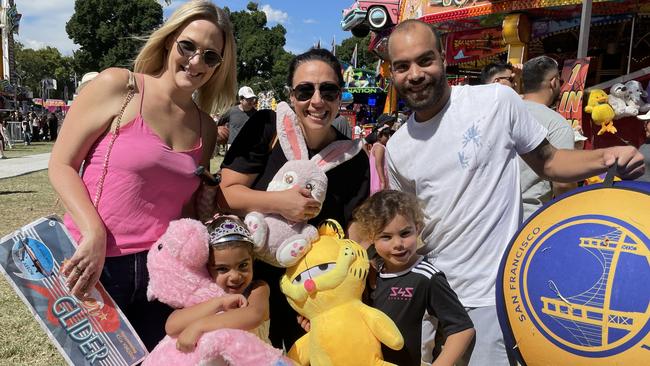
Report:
280,220,404,366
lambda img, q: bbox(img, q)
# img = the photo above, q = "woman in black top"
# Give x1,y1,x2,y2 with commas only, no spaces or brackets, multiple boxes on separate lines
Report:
220,48,370,349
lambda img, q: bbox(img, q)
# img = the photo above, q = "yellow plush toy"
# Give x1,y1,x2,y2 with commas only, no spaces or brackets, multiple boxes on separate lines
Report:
585,89,617,135
280,220,404,366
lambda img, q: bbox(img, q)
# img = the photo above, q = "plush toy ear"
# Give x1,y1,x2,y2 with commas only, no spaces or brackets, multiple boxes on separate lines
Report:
276,101,308,160
311,138,363,172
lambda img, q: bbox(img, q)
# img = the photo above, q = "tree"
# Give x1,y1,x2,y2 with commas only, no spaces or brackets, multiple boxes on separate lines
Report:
336,34,377,70
15,43,75,100
225,2,294,100
66,0,162,71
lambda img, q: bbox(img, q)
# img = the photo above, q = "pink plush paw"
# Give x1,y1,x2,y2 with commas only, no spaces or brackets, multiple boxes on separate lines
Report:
276,238,310,267
244,212,268,249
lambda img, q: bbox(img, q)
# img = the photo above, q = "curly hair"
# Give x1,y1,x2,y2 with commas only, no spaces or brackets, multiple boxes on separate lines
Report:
352,190,425,241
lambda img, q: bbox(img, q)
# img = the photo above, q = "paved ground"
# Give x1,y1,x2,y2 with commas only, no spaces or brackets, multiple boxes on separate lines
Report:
0,153,51,179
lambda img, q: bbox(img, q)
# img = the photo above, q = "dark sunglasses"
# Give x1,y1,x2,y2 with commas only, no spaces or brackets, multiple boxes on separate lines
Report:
176,40,223,68
292,82,341,102
494,75,515,83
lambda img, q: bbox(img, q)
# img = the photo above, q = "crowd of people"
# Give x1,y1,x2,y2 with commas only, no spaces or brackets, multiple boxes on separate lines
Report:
41,1,646,365
0,110,61,159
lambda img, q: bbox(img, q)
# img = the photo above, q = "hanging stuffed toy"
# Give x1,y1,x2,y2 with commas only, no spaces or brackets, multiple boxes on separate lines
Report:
144,219,291,366
244,102,364,267
280,220,404,366
638,82,650,120
608,83,637,119
625,80,650,114
585,89,617,135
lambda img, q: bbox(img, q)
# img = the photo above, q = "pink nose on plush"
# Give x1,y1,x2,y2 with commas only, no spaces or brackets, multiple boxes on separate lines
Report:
304,279,316,293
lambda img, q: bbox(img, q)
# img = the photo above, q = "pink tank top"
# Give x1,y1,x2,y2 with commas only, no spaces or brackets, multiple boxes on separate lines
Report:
64,75,202,257
369,142,387,195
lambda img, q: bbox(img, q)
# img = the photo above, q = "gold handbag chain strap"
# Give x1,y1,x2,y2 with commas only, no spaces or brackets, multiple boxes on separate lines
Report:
92,70,136,208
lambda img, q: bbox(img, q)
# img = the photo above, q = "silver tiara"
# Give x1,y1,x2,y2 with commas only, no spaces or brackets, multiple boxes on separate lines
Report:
208,218,255,246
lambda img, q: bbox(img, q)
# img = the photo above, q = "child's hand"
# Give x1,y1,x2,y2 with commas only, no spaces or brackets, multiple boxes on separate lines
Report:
176,323,203,353
297,315,311,332
221,294,248,311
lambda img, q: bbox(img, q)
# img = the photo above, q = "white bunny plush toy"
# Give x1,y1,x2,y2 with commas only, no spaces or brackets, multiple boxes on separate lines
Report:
245,101,363,267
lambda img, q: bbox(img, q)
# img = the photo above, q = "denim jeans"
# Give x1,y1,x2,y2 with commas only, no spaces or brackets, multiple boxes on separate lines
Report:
100,251,173,351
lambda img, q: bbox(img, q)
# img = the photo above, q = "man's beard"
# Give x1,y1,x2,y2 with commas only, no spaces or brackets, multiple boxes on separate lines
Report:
395,72,447,113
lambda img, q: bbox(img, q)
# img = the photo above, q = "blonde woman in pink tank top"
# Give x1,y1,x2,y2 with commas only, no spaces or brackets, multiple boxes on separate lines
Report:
48,1,237,350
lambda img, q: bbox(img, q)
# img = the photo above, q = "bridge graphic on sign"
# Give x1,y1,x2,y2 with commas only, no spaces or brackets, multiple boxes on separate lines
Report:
540,227,650,347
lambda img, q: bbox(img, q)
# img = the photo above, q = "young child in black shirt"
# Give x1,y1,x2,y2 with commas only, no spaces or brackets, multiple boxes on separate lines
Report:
353,190,475,366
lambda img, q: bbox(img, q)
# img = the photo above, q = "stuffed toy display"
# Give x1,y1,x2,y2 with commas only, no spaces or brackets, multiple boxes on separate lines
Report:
244,102,363,267
280,220,404,366
144,219,291,366
585,89,617,135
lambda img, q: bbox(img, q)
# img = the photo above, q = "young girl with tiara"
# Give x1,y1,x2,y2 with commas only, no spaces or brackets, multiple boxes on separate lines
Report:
165,216,271,352
353,190,475,366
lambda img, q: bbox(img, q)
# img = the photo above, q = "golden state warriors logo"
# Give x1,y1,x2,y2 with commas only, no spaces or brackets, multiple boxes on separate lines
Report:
497,182,650,366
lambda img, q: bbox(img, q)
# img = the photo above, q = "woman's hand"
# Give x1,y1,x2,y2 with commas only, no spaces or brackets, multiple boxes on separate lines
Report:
220,294,248,311
176,322,203,353
275,186,322,222
62,230,106,298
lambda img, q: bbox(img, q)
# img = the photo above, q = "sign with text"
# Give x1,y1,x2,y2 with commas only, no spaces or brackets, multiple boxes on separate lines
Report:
445,27,506,66
0,217,147,365
557,58,591,130
497,181,650,366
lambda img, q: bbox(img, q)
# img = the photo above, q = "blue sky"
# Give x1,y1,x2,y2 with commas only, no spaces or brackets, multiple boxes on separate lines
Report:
17,0,356,56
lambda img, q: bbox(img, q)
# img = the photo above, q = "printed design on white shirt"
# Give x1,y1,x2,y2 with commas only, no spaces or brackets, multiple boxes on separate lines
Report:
458,122,482,169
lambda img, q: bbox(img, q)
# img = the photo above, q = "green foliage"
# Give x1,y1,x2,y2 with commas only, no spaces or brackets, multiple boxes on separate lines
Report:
225,2,294,100
14,43,75,100
336,34,377,70
65,0,163,71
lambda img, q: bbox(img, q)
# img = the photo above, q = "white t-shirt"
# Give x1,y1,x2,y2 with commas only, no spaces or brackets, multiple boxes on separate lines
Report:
386,84,547,307
519,100,575,220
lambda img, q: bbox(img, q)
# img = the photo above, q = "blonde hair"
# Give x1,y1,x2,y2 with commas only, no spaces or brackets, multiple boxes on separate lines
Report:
133,0,237,114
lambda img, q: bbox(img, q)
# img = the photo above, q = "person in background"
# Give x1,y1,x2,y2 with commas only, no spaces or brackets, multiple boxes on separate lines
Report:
332,113,352,138
369,128,391,194
48,112,59,141
48,0,237,350
77,71,100,95
519,55,577,219
480,61,517,89
222,86,257,149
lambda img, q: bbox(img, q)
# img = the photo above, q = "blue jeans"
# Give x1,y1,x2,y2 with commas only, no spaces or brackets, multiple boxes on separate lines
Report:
100,251,173,351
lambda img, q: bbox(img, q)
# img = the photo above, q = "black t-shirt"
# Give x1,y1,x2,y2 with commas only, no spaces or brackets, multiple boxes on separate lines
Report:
222,109,370,228
371,257,474,366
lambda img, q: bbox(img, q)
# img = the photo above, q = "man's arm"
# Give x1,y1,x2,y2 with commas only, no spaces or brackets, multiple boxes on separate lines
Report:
521,140,645,182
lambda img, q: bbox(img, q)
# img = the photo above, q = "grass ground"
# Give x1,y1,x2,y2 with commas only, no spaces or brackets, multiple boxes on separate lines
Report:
2,141,54,159
0,144,223,365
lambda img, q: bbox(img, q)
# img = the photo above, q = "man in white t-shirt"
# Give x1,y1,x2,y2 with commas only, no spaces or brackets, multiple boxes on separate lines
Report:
385,19,645,366
519,55,577,219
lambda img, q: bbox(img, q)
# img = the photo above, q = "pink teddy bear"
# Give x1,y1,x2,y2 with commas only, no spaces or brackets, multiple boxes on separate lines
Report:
143,218,292,366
